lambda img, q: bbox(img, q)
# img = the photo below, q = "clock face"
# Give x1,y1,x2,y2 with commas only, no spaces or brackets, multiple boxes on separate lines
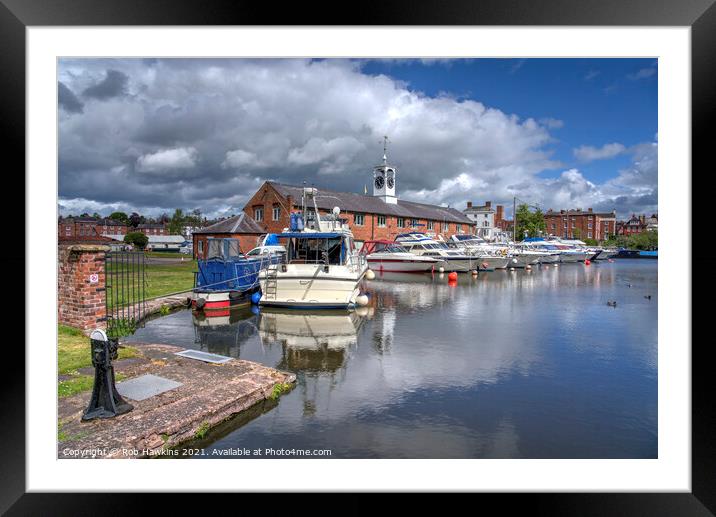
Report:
375,176,385,189
387,176,395,189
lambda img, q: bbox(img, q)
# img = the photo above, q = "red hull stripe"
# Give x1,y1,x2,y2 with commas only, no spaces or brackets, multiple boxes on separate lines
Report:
192,300,230,309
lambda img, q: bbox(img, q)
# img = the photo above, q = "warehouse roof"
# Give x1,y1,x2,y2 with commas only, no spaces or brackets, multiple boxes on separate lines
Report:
267,182,473,225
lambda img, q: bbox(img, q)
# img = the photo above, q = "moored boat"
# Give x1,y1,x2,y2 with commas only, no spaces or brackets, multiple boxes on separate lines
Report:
394,233,480,272
360,239,443,273
192,237,284,312
258,188,368,309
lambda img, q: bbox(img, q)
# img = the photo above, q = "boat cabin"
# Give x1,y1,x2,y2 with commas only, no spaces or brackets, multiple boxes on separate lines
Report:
277,232,355,265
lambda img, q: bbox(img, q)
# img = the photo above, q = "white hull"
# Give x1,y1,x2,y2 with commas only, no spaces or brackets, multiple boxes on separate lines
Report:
538,253,561,264
471,256,511,270
511,253,542,267
367,254,440,273
559,251,589,263
438,257,481,272
259,264,365,309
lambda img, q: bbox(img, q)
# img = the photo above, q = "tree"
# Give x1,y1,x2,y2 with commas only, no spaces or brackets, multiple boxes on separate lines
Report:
572,227,582,240
91,212,102,219
128,212,144,228
514,204,546,241
168,208,185,235
628,230,658,250
124,231,148,249
109,211,129,224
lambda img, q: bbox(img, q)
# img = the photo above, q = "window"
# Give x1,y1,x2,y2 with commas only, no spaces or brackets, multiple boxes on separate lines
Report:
397,217,404,228
457,224,462,233
198,240,204,256
427,221,434,230
564,222,567,229
552,223,556,230
354,213,365,226
588,231,592,238
588,222,592,229
254,207,264,222
272,205,281,221
483,221,489,227
484,214,488,218
411,219,419,227
377,215,386,227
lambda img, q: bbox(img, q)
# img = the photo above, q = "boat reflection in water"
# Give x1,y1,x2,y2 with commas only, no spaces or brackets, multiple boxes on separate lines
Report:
258,309,364,372
192,307,259,358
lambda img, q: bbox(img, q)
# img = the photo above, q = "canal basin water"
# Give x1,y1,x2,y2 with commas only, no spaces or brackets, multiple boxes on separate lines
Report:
125,260,657,458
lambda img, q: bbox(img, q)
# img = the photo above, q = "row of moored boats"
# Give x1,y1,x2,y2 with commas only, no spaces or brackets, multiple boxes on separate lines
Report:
190,188,618,312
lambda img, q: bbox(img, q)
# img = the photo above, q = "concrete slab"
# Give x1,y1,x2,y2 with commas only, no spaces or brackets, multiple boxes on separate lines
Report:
116,374,183,401
175,350,231,364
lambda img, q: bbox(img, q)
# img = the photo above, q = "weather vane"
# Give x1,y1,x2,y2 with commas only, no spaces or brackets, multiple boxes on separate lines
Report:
381,135,390,165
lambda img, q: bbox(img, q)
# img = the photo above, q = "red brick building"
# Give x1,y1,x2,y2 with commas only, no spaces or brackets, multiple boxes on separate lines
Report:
192,212,266,259
58,217,128,239
617,214,657,236
242,181,474,245
543,208,617,241
136,223,168,236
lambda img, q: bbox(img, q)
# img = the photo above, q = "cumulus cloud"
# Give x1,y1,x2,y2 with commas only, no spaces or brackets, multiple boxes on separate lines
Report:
58,58,656,219
82,69,129,100
573,143,626,162
136,147,198,172
58,81,83,113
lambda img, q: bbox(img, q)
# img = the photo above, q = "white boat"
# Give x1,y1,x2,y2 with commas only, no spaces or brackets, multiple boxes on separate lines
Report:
258,188,368,309
447,235,512,270
394,233,480,272
359,239,443,273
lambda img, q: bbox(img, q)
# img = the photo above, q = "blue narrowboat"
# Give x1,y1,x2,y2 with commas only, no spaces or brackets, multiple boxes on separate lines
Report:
192,237,284,312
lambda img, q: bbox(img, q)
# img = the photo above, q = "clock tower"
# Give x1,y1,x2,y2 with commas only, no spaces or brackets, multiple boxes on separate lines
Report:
373,136,397,204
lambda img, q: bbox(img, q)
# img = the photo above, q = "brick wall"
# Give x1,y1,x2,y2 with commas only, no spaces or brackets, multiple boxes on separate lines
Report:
58,244,109,332
544,211,616,241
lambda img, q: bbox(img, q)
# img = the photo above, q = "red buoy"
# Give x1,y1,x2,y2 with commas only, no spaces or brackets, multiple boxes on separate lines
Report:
448,271,458,281
585,259,591,265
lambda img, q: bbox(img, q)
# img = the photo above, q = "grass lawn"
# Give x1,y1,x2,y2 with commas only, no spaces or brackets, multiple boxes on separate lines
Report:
58,325,140,398
145,259,196,299
106,259,197,305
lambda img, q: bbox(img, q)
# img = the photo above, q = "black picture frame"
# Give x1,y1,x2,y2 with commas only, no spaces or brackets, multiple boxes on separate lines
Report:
3,0,708,512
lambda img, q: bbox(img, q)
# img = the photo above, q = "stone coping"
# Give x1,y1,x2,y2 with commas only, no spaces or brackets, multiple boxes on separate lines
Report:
58,342,295,458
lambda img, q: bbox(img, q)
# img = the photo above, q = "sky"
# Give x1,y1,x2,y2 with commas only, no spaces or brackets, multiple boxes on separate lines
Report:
58,58,657,220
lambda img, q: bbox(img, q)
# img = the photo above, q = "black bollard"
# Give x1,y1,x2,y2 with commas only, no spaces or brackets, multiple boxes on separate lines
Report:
82,329,133,421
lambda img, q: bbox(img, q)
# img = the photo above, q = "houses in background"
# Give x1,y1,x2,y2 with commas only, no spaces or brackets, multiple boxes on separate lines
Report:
463,201,509,240
57,216,183,250
543,208,617,241
617,214,658,236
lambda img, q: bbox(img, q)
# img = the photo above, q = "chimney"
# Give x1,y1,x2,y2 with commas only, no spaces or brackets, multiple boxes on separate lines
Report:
286,194,293,210
485,201,491,208
496,205,504,221
467,201,473,209
588,208,592,212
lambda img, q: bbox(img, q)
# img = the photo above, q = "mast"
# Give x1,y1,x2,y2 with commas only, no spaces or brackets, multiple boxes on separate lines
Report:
513,196,516,242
